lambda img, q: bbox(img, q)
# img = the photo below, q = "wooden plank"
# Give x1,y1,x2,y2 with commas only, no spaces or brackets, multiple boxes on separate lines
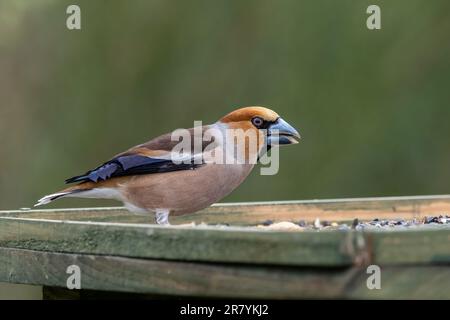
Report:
369,229,450,265
2,248,448,299
0,217,448,267
0,247,356,299
3,194,450,225
345,266,450,299
0,217,353,267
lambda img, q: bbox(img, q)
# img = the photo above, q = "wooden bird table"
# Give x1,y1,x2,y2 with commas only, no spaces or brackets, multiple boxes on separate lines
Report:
0,195,449,299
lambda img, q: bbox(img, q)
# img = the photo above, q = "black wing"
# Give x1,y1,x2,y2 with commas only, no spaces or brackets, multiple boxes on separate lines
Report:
65,154,203,184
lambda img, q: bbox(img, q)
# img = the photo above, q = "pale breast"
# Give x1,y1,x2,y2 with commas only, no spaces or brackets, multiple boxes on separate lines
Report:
119,163,255,215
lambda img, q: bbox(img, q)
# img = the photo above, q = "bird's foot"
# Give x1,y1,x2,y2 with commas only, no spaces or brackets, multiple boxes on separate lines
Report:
155,210,170,225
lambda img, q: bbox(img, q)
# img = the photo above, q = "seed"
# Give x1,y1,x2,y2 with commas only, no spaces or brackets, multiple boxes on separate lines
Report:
352,218,359,229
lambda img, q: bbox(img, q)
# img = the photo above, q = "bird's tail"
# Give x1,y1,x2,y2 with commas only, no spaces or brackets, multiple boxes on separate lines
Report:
34,186,91,207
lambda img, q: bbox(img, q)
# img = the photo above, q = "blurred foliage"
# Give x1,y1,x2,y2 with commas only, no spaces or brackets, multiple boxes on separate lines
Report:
1,0,450,210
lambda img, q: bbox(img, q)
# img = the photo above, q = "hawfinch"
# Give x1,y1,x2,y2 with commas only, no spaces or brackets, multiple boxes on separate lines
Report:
36,106,301,224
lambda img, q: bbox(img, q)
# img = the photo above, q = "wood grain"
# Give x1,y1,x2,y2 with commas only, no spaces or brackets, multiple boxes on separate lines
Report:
2,248,448,299
1,196,449,299
0,216,353,266
4,194,450,225
0,247,355,299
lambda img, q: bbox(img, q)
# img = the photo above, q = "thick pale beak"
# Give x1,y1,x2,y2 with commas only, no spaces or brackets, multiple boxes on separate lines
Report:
267,117,301,146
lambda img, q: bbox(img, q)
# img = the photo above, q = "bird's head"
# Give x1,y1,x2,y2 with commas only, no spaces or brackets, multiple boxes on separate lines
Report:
219,106,301,147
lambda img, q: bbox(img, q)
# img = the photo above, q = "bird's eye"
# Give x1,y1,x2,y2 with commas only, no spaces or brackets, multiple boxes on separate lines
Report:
252,117,264,128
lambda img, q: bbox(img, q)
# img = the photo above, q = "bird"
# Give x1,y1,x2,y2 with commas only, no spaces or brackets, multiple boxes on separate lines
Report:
35,106,301,225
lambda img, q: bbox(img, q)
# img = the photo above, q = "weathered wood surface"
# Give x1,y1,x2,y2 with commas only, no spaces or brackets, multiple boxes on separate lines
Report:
2,248,449,299
369,229,450,265
0,215,448,267
0,248,354,299
0,216,353,266
345,266,450,299
0,196,449,299
3,194,450,225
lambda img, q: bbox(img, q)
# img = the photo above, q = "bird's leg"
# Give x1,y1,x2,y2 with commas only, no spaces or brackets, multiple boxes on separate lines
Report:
155,209,170,225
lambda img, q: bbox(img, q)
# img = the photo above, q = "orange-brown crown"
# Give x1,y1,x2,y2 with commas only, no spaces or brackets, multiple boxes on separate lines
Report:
219,106,279,124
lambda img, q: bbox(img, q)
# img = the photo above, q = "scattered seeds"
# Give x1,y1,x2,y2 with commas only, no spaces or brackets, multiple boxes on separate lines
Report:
259,221,304,231
253,214,449,231
352,218,359,229
296,220,306,227
314,218,322,229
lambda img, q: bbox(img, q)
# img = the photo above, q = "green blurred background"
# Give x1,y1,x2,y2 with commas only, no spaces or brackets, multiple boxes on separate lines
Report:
1,0,450,210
